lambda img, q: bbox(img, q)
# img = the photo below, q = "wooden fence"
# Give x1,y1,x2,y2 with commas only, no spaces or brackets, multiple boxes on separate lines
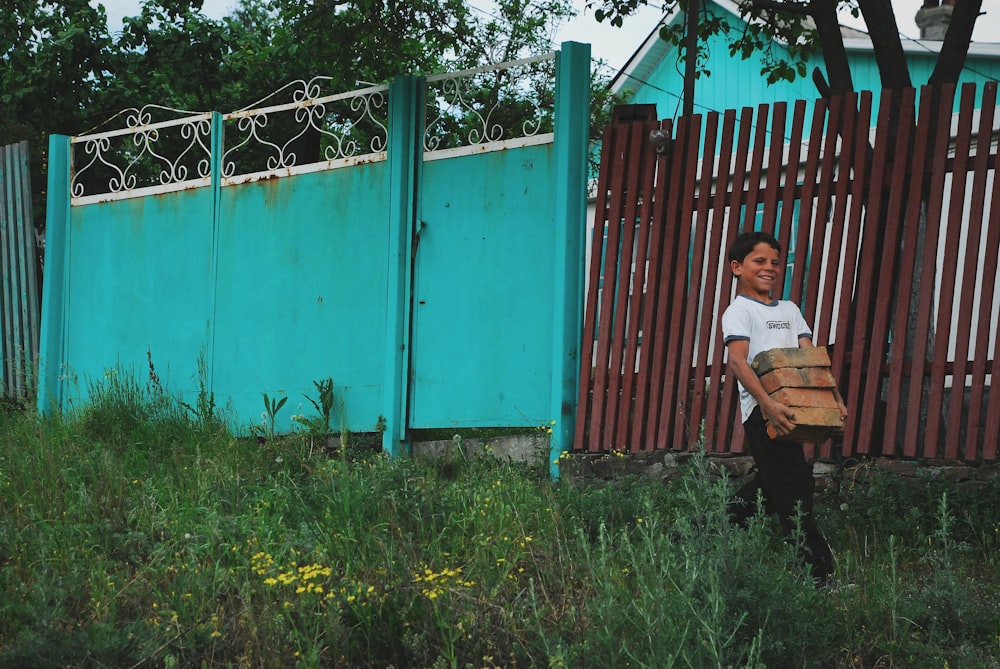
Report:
576,82,1000,463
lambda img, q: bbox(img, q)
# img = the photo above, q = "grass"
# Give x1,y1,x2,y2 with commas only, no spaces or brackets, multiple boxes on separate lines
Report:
0,372,998,668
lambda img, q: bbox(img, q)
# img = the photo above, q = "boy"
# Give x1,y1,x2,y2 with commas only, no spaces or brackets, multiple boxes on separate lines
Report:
721,230,842,585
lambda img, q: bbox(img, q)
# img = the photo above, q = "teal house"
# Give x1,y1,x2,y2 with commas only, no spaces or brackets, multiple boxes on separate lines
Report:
610,0,1000,119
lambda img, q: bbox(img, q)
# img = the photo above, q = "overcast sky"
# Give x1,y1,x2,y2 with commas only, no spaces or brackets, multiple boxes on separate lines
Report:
94,0,999,73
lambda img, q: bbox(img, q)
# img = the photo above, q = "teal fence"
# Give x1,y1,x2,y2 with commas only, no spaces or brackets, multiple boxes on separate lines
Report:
39,43,590,469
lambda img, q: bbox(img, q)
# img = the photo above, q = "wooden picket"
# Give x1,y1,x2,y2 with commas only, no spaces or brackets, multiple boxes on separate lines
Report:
577,83,1000,462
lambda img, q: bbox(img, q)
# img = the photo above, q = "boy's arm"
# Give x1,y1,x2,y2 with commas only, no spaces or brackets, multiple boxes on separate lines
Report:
727,339,798,436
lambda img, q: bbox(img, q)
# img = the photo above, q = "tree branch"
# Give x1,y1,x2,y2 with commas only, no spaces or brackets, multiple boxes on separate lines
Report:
857,0,911,91
928,0,984,86
748,0,812,17
808,0,853,96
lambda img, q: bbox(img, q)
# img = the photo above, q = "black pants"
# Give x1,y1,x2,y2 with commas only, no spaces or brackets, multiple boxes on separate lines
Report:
727,407,834,583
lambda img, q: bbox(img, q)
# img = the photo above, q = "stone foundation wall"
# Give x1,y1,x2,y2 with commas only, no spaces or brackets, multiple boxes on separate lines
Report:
411,435,1000,495
557,449,1000,496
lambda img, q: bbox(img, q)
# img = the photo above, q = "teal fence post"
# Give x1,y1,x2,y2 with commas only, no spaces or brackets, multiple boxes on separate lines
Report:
550,42,591,477
208,111,223,398
37,134,72,414
383,75,424,456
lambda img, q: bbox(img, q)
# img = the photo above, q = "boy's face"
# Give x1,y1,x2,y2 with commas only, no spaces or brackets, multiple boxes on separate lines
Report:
731,242,781,301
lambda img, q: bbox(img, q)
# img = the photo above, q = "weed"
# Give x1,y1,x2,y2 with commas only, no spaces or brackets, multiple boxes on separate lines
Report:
0,385,997,668
254,391,287,441
298,377,335,437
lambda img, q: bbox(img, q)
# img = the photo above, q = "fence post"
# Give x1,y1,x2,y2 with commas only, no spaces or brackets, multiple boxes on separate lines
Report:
207,112,224,401
383,75,424,456
550,41,591,476
37,134,72,413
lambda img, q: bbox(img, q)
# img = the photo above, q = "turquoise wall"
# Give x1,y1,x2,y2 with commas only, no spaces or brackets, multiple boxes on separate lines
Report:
63,188,214,406
213,163,391,433
39,44,591,468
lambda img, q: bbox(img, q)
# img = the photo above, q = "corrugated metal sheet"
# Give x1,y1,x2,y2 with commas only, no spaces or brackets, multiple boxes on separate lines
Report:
1,140,40,401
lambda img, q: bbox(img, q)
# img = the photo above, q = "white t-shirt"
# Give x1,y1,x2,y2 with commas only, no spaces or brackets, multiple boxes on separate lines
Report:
721,294,812,422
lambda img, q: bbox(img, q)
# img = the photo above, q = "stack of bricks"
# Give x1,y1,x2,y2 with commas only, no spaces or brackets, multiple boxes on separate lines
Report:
751,346,844,443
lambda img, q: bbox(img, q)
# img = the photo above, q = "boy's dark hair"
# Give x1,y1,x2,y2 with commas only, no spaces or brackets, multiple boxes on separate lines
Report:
728,230,782,263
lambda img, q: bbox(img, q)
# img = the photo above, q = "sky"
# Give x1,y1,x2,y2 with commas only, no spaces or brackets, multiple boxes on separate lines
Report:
94,0,1000,74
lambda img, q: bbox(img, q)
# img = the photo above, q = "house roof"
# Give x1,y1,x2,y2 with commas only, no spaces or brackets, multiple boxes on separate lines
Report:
611,0,1000,96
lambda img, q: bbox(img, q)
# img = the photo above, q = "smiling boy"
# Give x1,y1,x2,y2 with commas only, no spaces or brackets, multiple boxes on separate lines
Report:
721,230,836,585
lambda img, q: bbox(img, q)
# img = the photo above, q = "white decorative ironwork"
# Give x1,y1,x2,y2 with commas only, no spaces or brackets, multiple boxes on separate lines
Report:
222,78,389,181
424,52,556,155
70,106,213,202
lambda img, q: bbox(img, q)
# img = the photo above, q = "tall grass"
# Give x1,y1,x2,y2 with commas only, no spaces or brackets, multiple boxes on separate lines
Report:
0,371,998,668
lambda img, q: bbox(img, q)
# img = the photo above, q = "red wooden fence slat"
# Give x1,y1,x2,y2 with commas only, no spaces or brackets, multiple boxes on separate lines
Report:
905,85,955,457
803,95,844,327
819,94,859,344
587,122,633,451
827,92,874,460
761,102,787,236
831,91,892,455
691,111,739,451
883,88,934,456
720,105,768,460
645,116,697,447
927,84,977,458
575,124,615,452
977,96,1000,459
743,104,770,234
633,119,676,450
856,89,916,456
704,110,740,452
963,83,999,460
616,122,660,452
673,112,719,448
717,107,758,455
656,114,703,449
603,121,655,451
804,96,857,460
789,100,829,308
776,100,808,288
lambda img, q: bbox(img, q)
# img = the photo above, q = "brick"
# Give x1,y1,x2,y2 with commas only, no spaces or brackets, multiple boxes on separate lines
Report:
751,346,831,375
769,387,840,408
766,407,844,442
788,406,845,427
758,367,837,393
771,424,844,443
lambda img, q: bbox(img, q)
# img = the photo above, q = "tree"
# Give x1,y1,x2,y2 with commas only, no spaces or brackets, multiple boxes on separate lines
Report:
4,0,604,237
588,0,984,99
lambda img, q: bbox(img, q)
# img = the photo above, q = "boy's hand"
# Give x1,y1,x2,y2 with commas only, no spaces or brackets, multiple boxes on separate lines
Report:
833,388,848,421
761,397,797,437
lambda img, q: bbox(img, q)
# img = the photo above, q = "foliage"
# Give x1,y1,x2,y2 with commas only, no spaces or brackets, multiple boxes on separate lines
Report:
588,0,984,95
1,370,998,666
2,0,610,239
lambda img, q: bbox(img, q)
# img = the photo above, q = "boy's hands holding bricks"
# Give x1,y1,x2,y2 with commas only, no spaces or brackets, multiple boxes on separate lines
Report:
759,396,798,437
